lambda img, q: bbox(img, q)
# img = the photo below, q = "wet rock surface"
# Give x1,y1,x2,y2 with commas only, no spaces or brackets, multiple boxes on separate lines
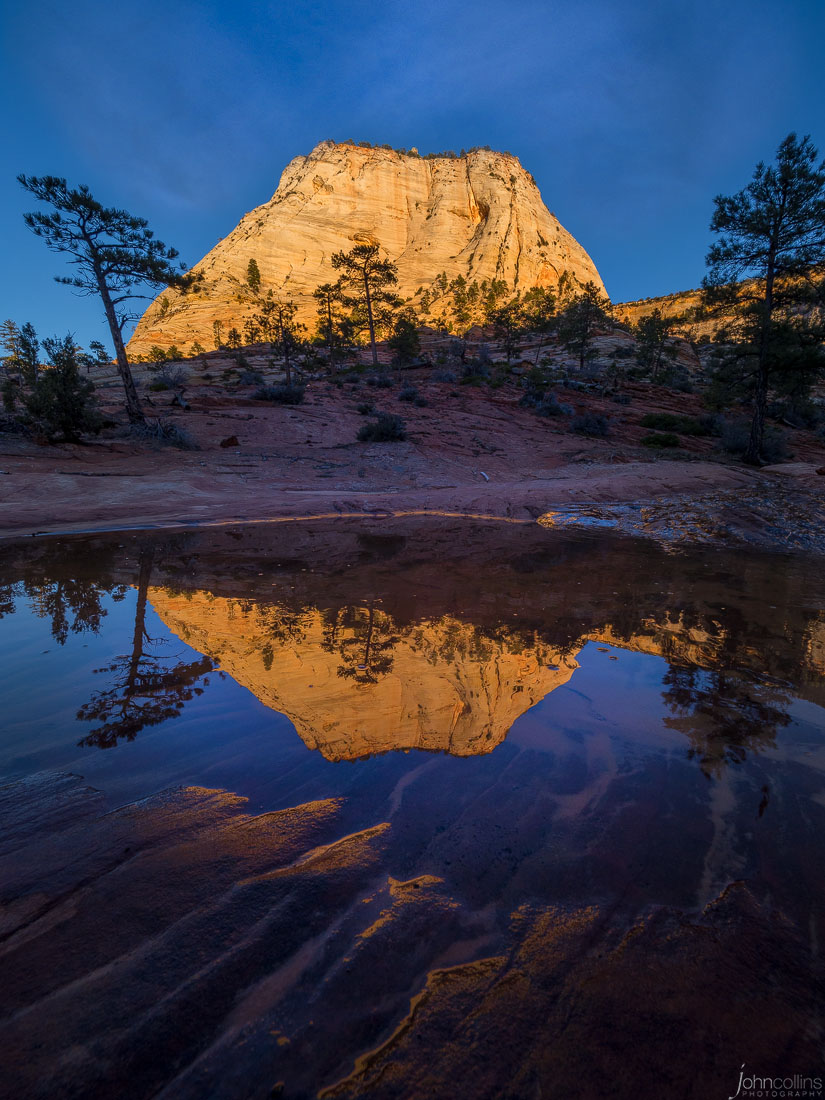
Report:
1,521,824,1098
1,763,822,1100
540,482,825,554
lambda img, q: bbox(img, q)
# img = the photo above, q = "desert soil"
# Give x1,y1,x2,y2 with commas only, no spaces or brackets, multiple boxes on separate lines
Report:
1,370,823,547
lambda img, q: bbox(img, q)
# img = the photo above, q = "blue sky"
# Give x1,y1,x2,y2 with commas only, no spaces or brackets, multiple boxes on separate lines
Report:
2,0,824,351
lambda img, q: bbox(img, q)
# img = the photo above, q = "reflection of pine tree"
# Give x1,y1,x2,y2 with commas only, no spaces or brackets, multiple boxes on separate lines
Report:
24,566,125,645
262,607,307,644
0,541,126,644
662,666,791,778
27,578,114,645
320,607,343,655
257,605,308,671
334,604,399,684
0,584,17,619
77,549,214,748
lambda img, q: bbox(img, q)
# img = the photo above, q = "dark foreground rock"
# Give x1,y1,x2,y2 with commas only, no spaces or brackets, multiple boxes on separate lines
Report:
0,771,822,1100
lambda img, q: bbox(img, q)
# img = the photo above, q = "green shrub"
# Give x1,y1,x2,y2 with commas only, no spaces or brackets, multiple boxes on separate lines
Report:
462,360,490,381
2,377,21,411
149,380,169,392
766,399,822,429
519,389,544,410
356,402,375,415
571,413,609,437
520,390,574,418
23,335,102,442
640,412,711,436
254,384,305,405
240,370,264,385
357,413,407,442
641,432,680,448
129,418,199,450
398,385,418,402
720,419,787,462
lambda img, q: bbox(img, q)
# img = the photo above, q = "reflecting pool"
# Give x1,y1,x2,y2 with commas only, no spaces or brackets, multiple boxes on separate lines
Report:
1,520,823,1099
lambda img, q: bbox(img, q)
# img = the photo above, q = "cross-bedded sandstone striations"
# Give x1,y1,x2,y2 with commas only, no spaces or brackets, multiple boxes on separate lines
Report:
127,141,605,357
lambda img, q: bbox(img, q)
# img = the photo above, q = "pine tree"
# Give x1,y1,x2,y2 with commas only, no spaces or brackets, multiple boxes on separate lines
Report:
556,282,611,371
255,292,304,385
246,257,261,292
332,244,400,366
521,287,557,365
18,176,193,423
703,133,825,463
489,297,524,364
22,334,102,442
313,281,348,370
634,309,680,382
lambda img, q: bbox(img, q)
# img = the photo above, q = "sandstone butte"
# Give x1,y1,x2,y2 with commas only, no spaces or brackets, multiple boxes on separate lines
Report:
127,140,606,358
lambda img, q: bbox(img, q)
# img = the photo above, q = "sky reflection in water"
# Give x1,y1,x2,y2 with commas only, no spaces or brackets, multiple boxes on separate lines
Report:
1,520,825,1097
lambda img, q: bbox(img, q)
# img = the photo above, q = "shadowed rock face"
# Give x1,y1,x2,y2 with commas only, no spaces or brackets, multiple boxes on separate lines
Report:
127,141,605,356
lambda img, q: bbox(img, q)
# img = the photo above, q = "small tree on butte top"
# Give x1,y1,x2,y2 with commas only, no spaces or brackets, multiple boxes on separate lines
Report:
246,257,261,293
18,176,195,424
332,243,400,367
703,133,825,464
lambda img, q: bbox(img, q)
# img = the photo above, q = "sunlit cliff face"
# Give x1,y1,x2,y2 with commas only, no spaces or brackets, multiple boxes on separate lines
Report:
127,140,605,357
149,590,579,760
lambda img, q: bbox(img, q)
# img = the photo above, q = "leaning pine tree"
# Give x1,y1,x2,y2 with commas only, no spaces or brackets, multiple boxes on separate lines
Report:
703,134,825,464
18,176,194,424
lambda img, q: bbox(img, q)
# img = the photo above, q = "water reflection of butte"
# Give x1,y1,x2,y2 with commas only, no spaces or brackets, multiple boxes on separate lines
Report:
149,589,578,760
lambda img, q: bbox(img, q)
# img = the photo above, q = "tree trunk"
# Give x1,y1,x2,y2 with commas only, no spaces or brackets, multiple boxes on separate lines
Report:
745,266,776,465
279,317,292,386
745,362,769,465
98,278,144,424
363,605,374,669
363,269,378,367
534,332,544,367
126,549,153,694
327,298,336,372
